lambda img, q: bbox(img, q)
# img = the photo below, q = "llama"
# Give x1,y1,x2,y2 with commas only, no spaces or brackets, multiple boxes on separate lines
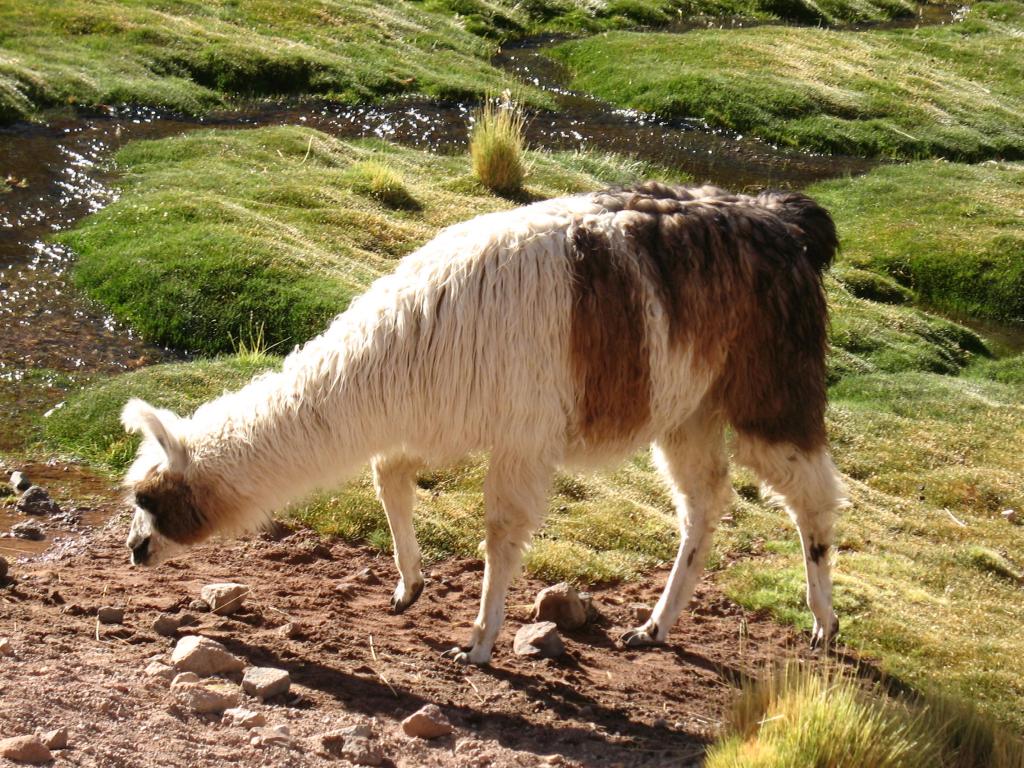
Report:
122,181,845,664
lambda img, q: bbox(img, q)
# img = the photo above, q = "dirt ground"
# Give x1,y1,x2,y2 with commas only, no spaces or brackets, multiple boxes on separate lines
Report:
1,470,815,768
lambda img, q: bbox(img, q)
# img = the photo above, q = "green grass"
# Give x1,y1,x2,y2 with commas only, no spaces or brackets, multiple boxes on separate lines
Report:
57,125,685,355
470,92,527,195
549,2,1024,160
707,663,1024,767
810,161,1024,323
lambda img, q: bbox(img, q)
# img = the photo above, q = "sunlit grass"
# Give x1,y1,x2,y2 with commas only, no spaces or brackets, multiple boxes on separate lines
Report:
470,91,527,195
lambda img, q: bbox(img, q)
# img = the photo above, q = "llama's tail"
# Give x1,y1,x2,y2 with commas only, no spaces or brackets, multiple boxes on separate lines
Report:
757,191,839,273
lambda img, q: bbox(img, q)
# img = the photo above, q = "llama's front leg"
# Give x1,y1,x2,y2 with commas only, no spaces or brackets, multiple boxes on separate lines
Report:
372,456,424,614
446,454,552,665
622,414,731,647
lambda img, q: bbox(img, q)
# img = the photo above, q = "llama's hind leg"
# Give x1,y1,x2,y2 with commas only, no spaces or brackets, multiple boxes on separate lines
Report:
622,411,731,647
446,453,552,665
372,455,425,614
735,436,845,648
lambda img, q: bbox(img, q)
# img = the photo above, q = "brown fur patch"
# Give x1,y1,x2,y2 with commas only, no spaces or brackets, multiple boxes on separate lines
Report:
569,225,652,444
576,182,834,451
133,469,209,544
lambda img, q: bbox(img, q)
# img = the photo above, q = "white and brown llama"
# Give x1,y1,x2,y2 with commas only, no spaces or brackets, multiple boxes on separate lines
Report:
122,181,845,664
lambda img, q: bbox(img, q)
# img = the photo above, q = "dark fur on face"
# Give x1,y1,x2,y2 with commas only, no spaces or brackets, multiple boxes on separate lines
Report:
133,468,209,544
570,182,836,451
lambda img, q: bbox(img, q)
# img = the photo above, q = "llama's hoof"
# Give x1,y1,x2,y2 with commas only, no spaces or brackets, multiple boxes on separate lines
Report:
620,623,662,648
441,645,490,666
389,578,424,614
809,616,840,651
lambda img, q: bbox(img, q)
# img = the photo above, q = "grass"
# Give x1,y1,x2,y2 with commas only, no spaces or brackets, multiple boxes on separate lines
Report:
470,91,527,195
809,161,1024,323
707,663,1024,767
549,1,1024,160
57,125,685,355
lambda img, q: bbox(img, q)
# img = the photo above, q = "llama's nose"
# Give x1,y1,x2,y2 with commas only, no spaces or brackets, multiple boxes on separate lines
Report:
130,536,151,565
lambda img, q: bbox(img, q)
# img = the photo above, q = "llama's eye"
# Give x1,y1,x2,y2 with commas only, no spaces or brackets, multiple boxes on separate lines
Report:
135,492,154,510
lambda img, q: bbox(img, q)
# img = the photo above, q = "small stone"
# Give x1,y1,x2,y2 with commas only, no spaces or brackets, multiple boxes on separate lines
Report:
242,666,290,699
630,603,652,624
171,635,245,676
0,637,13,656
171,671,201,689
355,567,380,585
200,582,250,615
277,621,303,639
15,486,61,516
513,622,564,659
1002,509,1019,525
342,736,382,766
39,729,67,750
322,724,373,749
10,471,31,493
97,606,124,625
153,614,182,637
144,661,175,681
401,704,453,739
533,583,587,630
258,723,291,747
223,707,267,729
174,681,240,714
10,521,43,540
188,598,211,612
0,735,51,764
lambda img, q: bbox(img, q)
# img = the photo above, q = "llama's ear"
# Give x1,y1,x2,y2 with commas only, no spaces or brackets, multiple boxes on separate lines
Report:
122,398,188,474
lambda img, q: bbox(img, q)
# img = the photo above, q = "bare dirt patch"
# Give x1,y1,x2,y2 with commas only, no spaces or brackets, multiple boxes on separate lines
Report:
2,507,813,767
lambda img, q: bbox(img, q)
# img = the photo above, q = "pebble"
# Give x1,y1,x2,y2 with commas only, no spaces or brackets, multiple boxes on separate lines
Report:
171,671,201,688
10,521,43,540
152,614,182,637
513,622,565,659
40,728,68,750
1002,509,1019,524
223,707,267,729
188,598,211,612
342,735,382,765
630,603,653,624
200,582,250,615
97,606,125,625
174,680,240,714
15,486,61,516
171,635,245,676
242,666,291,699
10,470,31,493
0,735,52,764
533,582,588,630
0,637,13,656
256,724,291,747
401,704,453,739
277,621,303,639
144,661,175,681
355,567,380,585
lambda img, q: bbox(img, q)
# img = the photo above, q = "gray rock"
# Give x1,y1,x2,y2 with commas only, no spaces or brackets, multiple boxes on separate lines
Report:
242,666,290,699
144,661,175,681
513,622,565,659
10,521,43,540
15,486,60,516
342,736,383,765
10,471,31,493
174,681,240,714
171,635,245,676
533,582,587,630
39,728,67,750
97,606,124,625
401,704,453,739
0,735,52,764
222,707,267,729
188,598,211,612
153,614,182,637
200,582,250,615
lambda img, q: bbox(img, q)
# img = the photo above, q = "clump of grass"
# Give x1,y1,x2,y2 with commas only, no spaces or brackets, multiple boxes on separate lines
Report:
708,663,1024,768
963,546,1024,584
345,160,420,210
470,90,527,196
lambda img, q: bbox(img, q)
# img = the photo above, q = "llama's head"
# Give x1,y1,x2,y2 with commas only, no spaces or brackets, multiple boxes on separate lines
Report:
121,398,213,566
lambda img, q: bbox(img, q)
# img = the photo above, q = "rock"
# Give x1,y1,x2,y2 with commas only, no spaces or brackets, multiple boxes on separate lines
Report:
0,735,51,763
0,555,8,580
39,729,67,751
97,606,124,625
242,666,290,699
10,521,43,540
153,614,182,637
188,598,211,612
223,707,267,729
277,621,303,639
533,582,588,630
15,486,60,516
200,582,250,615
257,724,291,747
171,635,245,676
342,736,382,765
355,567,380,585
630,603,652,624
401,704,453,739
174,680,240,714
171,671,201,689
513,622,565,659
1003,509,1019,524
144,661,175,681
10,471,31,493
0,637,13,656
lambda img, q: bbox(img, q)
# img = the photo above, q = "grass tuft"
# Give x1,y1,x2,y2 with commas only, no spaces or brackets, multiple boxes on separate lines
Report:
345,160,421,210
470,90,528,196
963,546,1024,584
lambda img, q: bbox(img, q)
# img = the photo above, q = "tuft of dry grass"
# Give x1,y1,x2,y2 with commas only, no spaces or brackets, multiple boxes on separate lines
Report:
470,90,527,196
345,160,420,210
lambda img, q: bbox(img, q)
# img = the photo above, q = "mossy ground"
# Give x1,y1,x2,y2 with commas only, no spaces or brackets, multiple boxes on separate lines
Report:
549,2,1024,160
